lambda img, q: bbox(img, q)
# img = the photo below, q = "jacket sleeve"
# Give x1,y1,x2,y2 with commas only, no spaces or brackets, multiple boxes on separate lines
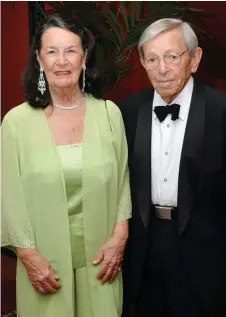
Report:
105,100,132,222
1,114,35,248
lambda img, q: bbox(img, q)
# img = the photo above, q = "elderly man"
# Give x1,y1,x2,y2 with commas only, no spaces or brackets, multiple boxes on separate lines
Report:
120,18,226,317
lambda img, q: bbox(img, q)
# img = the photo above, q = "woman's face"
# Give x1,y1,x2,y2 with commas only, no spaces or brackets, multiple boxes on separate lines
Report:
37,27,86,90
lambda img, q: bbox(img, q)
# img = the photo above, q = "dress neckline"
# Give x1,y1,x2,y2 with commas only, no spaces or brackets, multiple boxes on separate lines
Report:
56,143,82,148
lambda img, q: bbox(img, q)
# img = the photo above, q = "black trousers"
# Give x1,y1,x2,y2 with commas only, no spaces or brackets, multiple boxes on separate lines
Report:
134,218,207,317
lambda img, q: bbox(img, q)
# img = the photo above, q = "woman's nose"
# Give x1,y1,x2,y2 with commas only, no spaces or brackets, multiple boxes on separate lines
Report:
56,53,67,66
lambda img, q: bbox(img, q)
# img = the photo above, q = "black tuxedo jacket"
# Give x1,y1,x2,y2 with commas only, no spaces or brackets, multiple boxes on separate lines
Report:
119,80,226,316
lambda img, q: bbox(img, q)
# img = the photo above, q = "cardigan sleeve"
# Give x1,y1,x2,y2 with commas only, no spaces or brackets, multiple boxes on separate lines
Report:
1,114,35,248
105,100,132,222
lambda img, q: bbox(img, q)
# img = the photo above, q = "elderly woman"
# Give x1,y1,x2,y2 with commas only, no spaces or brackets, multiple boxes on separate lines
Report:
1,14,131,317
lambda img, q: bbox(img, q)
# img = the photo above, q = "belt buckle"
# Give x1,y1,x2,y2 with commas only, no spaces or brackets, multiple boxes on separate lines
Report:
154,206,175,220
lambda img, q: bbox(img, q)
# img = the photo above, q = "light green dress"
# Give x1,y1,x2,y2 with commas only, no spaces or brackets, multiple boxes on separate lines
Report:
57,143,86,270
57,142,130,316
1,95,132,317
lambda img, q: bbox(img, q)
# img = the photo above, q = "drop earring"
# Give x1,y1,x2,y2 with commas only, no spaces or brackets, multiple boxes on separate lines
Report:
82,65,86,93
38,66,46,95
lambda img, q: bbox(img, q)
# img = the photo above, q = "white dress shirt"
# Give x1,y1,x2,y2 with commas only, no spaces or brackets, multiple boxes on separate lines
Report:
151,77,194,207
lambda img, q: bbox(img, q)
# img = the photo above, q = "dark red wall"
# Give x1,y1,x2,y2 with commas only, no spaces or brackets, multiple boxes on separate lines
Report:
2,1,226,113
1,1,226,314
1,1,29,118
1,2,29,312
106,1,226,103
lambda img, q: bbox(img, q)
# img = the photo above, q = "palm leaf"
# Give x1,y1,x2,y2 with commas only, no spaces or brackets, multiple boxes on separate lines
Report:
119,1,129,32
34,1,46,17
129,2,135,27
100,5,123,46
43,1,208,93
135,1,141,21
101,3,125,39
45,1,64,11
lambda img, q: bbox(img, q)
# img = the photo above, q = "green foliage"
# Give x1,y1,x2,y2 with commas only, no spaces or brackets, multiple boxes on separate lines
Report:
41,1,205,92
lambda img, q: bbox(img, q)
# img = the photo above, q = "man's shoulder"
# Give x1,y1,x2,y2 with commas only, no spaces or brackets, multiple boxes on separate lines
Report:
205,84,226,98
119,88,154,113
204,84,226,110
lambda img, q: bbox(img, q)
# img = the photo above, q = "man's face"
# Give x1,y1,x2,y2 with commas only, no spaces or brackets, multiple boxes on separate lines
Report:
141,27,202,103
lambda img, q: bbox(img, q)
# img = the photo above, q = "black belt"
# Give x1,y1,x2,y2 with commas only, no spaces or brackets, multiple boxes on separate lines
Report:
153,205,177,220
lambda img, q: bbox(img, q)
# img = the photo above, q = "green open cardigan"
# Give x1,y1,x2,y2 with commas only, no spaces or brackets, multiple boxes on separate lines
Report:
1,94,132,317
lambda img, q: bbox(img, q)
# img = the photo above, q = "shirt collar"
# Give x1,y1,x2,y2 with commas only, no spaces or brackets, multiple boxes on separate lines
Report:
153,76,194,121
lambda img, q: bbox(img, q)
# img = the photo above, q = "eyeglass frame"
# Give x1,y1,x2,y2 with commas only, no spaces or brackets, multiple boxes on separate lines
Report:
141,49,189,70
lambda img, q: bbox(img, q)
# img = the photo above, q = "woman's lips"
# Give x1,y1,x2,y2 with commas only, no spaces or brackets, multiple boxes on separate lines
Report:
55,71,71,76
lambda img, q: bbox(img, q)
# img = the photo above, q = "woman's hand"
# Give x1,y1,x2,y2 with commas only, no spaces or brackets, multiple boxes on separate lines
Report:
92,220,128,284
17,248,61,294
92,236,126,284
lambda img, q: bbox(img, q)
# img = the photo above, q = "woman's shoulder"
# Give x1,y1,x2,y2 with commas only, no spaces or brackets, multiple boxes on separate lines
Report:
87,94,121,119
3,102,36,124
105,99,122,122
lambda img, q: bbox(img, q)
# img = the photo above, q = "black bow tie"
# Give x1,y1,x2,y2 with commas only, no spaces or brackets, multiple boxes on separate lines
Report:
154,103,180,122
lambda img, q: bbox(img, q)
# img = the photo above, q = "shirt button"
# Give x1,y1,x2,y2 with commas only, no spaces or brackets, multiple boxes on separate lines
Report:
165,152,168,155
164,178,167,182
167,124,170,128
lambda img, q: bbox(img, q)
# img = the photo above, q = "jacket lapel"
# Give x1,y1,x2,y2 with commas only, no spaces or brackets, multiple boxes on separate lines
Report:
178,80,206,234
133,90,154,228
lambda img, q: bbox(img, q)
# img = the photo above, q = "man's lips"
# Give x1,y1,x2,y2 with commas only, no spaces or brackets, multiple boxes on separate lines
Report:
157,80,173,83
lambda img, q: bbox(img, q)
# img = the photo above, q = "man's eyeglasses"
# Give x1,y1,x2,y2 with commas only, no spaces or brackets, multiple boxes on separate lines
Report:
142,49,189,70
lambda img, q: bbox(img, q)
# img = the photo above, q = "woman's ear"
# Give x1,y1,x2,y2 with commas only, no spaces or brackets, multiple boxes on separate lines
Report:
36,50,42,69
83,49,88,68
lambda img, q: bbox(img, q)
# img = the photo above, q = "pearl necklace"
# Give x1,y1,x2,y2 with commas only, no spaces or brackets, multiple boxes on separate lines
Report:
53,96,85,110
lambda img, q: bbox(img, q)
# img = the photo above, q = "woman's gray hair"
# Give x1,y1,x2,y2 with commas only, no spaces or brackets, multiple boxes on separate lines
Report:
138,18,198,57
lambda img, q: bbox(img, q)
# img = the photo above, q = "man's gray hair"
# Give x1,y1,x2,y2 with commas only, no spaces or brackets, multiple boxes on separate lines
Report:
138,18,198,57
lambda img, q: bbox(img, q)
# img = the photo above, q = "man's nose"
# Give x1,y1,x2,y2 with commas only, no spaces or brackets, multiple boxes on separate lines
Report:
157,58,169,75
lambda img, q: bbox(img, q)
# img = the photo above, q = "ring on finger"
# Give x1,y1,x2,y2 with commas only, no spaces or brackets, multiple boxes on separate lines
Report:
114,267,121,273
